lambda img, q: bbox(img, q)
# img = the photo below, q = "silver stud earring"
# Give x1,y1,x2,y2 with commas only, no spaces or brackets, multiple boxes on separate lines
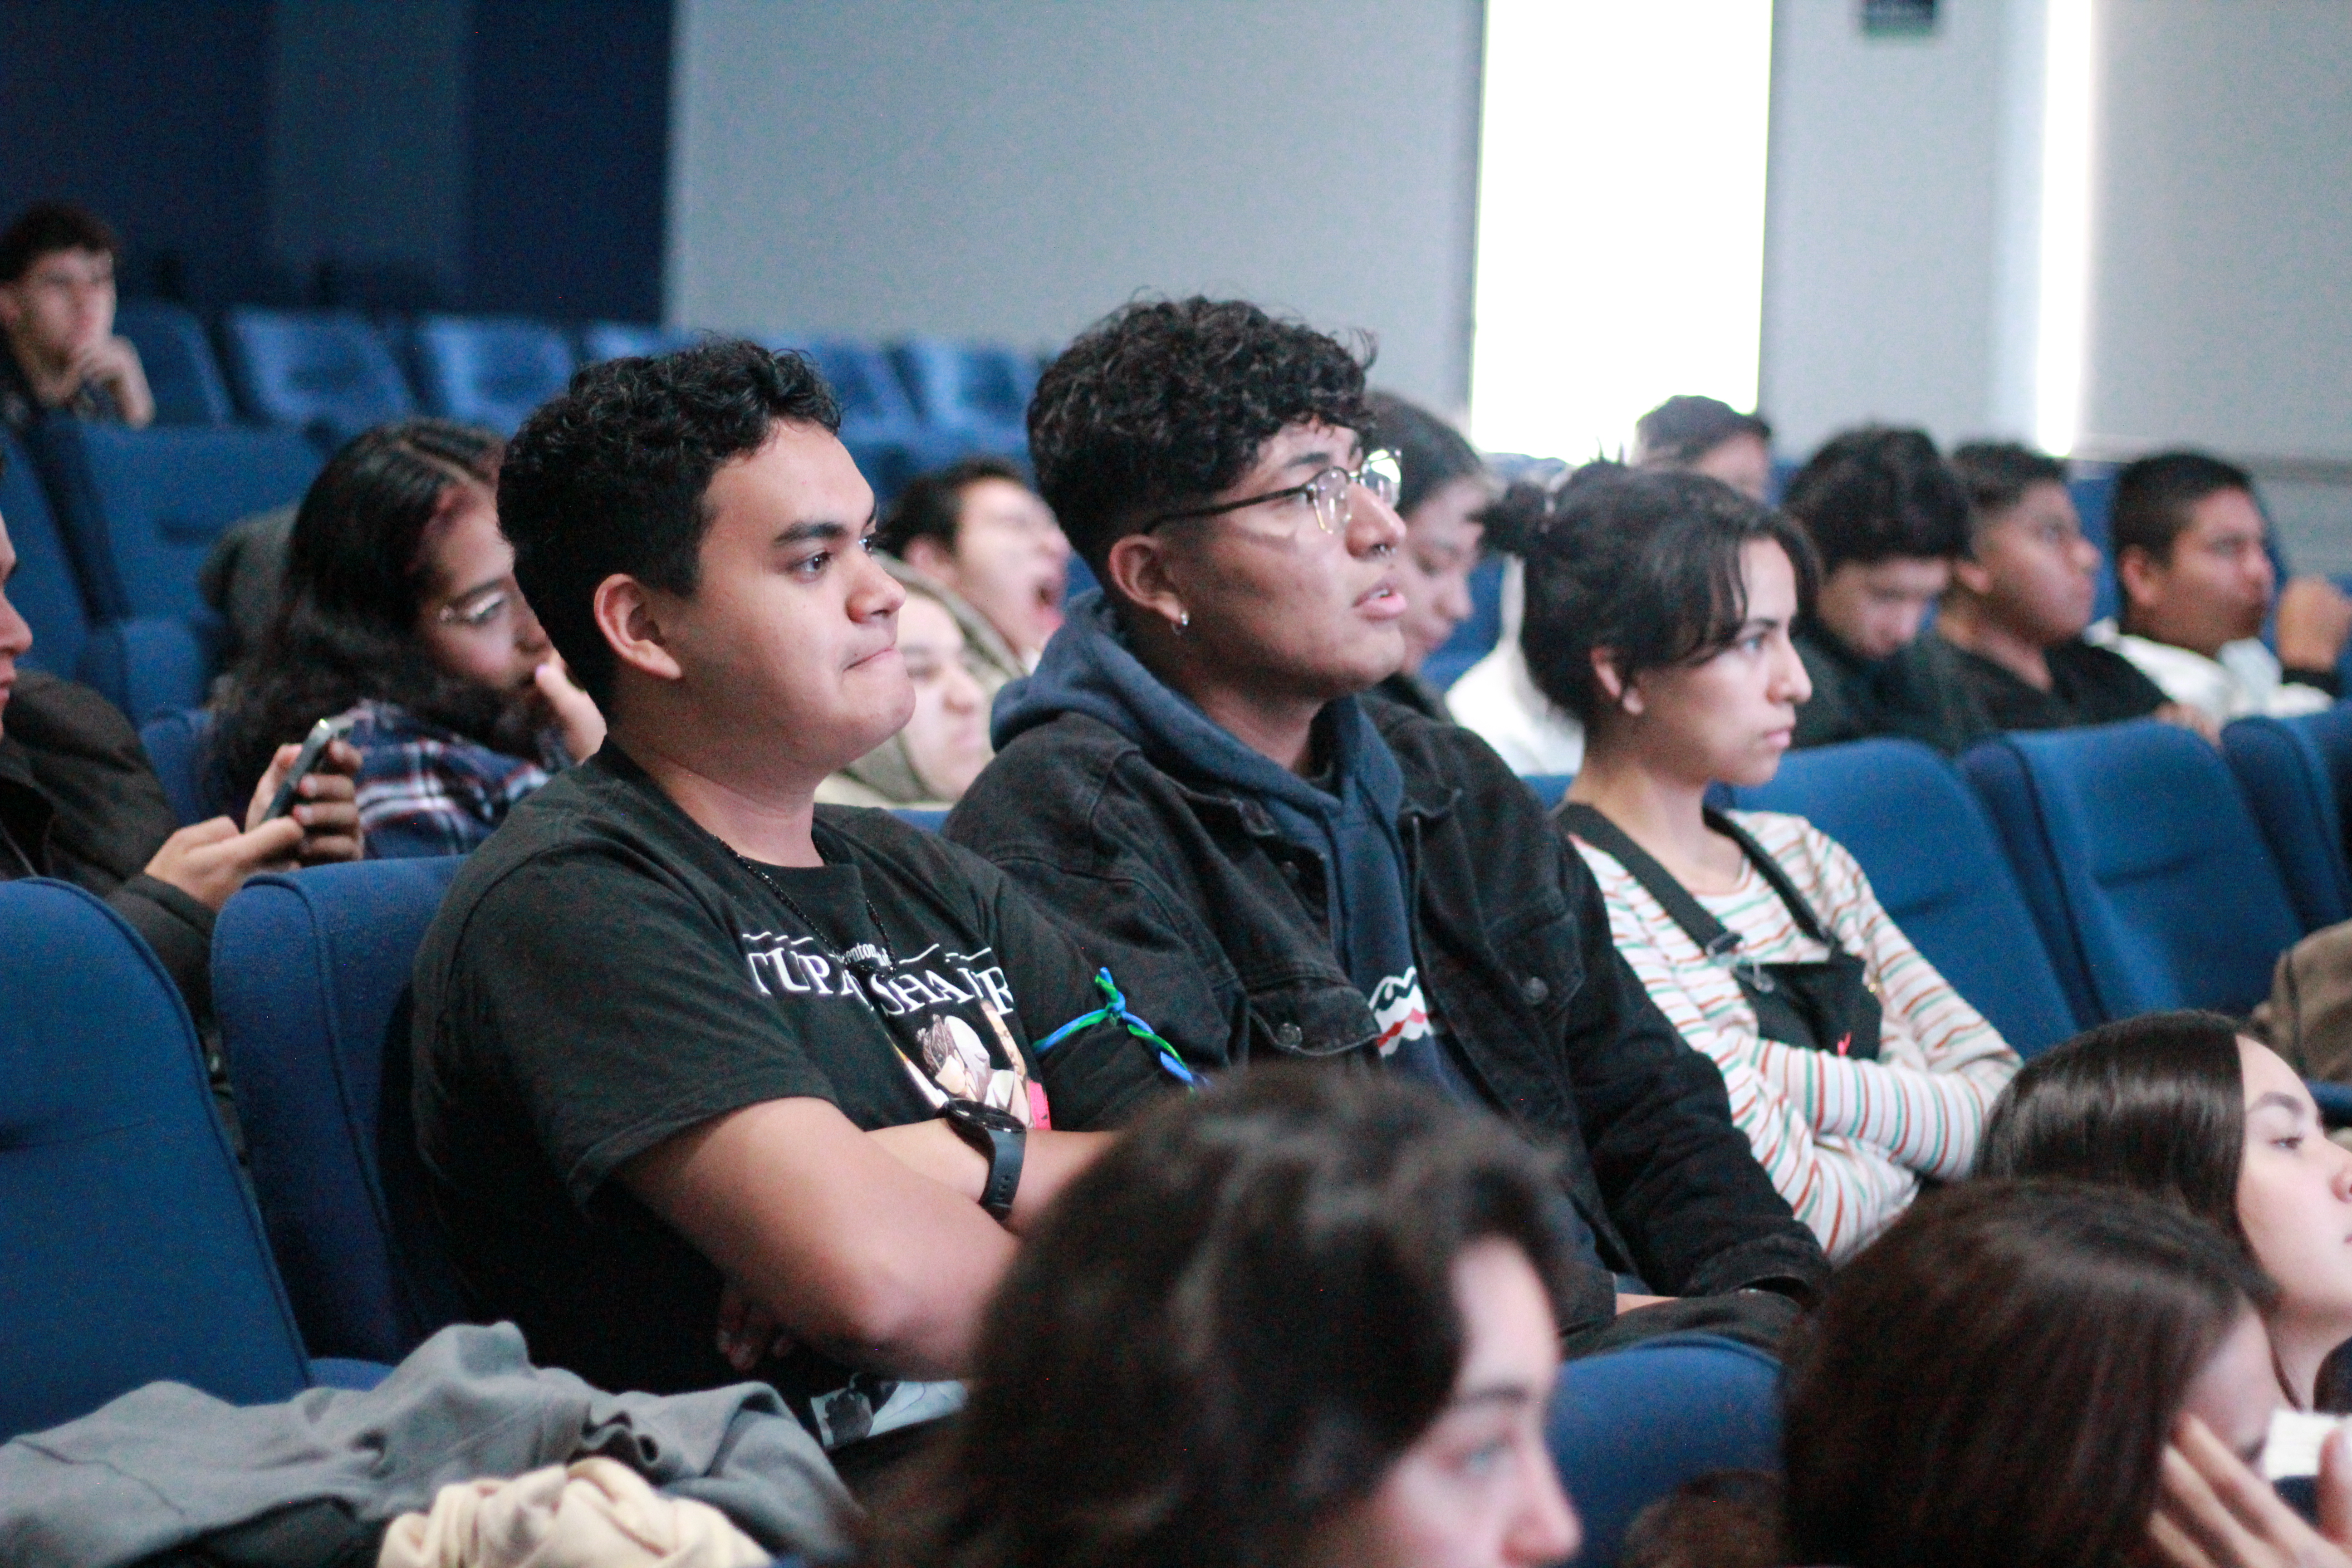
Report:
1175,611,1191,634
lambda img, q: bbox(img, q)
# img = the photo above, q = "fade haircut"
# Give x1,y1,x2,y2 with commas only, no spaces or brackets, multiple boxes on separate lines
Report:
2110,451,2256,568
498,339,841,709
0,201,118,283
1498,463,1819,725
1027,297,1372,578
1780,426,1970,573
876,455,1032,559
1950,441,2069,551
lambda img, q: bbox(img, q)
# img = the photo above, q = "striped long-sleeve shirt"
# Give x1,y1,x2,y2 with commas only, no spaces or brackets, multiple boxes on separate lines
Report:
1572,809,2020,1260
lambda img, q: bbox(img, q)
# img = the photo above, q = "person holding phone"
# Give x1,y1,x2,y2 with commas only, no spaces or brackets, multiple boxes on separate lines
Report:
216,420,604,859
0,453,360,1018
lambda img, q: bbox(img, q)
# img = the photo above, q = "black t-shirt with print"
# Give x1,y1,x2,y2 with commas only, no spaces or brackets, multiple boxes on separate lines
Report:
411,742,1174,1449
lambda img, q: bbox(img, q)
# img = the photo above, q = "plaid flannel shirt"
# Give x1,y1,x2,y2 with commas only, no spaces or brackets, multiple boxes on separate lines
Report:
341,701,562,859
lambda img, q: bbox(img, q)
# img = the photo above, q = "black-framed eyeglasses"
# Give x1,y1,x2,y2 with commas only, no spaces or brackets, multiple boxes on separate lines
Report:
1144,449,1403,538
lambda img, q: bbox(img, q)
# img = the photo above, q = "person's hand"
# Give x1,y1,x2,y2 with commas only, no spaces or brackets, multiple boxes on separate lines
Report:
69,334,154,427
142,814,304,911
2148,1415,2352,1568
715,1279,794,1375
245,737,364,864
2277,577,2352,672
535,656,606,763
2156,702,2225,745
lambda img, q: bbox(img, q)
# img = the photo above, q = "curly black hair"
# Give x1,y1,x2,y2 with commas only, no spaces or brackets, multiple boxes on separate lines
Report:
1026,297,1373,575
499,339,841,709
1499,462,1819,725
1779,426,1969,573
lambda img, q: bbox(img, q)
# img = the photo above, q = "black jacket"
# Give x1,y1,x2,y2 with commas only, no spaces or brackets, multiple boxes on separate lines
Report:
0,671,215,1012
949,683,1828,1330
1791,620,1997,755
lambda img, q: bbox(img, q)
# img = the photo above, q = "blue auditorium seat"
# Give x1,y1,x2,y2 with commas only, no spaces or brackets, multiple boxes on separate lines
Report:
1960,721,2303,1021
889,338,1034,456
0,879,317,1438
409,314,577,435
761,334,925,440
27,421,322,622
1729,738,2079,1055
213,859,474,1363
219,307,416,445
1548,1333,1781,1568
2068,463,2121,625
114,300,235,425
4,430,214,718
577,321,701,364
2223,710,2352,935
892,807,949,833
1421,555,1504,691
139,706,226,827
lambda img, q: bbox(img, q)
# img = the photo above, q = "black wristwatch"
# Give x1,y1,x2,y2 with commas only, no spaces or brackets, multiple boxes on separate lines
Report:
941,1098,1027,1222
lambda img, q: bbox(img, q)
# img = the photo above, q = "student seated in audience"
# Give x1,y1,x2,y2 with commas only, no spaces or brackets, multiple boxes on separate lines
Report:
1980,1010,2352,1412
866,1070,1583,1568
1445,539,1588,774
1780,1180,2312,1568
0,454,358,1014
815,561,992,809
0,201,152,435
951,297,1830,1350
873,456,1068,678
1360,389,1490,721
216,420,604,859
413,341,1177,1489
1633,394,1774,502
1518,464,2017,1259
1781,426,1992,753
2089,450,2352,723
1935,440,2203,736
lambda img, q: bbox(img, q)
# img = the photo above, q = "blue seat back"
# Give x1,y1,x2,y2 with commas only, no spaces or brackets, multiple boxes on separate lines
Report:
1549,1333,1781,1568
2224,712,2352,934
1730,738,2080,1055
114,300,235,425
139,706,225,827
213,859,471,1362
2069,464,2121,625
892,807,949,833
0,880,313,1438
1962,722,2303,1020
762,334,922,437
410,315,577,436
78,616,216,723
889,338,1034,446
577,321,700,364
3,429,93,679
219,307,416,443
1421,555,1505,691
29,422,322,621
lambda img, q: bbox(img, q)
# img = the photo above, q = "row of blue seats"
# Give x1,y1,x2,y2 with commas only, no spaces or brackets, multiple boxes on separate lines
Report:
2,868,1770,1565
115,299,1043,456
1522,714,2352,1096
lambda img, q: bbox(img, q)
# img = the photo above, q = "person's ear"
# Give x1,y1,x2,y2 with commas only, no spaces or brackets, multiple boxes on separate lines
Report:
1590,647,1644,716
2116,544,2162,615
1950,549,1995,599
0,285,21,333
593,574,685,685
1104,533,1190,637
902,535,958,585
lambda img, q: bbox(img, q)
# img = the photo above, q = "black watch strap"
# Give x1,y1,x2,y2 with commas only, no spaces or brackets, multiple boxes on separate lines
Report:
942,1099,1026,1222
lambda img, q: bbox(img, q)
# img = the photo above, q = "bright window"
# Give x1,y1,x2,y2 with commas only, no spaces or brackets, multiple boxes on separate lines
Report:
1468,1,1776,461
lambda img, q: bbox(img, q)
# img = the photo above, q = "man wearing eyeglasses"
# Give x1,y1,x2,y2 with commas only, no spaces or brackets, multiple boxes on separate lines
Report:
948,298,1829,1354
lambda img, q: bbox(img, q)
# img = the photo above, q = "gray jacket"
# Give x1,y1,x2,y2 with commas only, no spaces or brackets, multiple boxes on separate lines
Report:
0,1323,852,1567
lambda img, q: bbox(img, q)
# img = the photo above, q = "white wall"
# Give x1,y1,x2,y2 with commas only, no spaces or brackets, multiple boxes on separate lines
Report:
666,0,1485,412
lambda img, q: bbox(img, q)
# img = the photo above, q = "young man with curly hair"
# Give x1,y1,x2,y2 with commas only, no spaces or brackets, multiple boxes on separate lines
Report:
947,298,1830,1351
410,342,1178,1488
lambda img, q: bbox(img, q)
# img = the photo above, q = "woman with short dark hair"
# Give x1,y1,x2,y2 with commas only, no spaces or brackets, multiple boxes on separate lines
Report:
861,1069,1583,1568
1510,463,2019,1259
216,419,603,857
1981,1009,2352,1411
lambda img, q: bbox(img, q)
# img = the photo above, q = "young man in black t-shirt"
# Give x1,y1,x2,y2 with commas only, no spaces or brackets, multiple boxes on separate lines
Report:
410,342,1176,1481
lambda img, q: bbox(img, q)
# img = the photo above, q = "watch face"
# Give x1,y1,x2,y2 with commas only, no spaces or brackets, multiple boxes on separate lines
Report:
950,1098,1027,1134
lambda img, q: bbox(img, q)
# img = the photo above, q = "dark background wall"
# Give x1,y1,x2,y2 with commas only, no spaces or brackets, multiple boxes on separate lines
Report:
0,0,671,320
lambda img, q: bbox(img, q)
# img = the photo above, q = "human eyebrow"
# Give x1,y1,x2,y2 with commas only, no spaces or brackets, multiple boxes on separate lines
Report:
774,519,854,546
1445,1381,1544,1414
2247,1091,2308,1119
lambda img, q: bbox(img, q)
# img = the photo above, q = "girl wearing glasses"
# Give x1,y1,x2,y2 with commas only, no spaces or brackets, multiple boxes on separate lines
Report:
217,419,604,858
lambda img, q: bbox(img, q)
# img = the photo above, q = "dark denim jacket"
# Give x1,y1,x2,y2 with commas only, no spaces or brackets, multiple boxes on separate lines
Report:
947,696,1829,1329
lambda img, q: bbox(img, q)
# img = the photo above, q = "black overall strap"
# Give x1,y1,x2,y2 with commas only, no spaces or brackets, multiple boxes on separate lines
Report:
1557,802,1743,961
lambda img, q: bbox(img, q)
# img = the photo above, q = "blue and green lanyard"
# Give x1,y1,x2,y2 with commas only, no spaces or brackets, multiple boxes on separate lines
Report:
1035,969,1199,1088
